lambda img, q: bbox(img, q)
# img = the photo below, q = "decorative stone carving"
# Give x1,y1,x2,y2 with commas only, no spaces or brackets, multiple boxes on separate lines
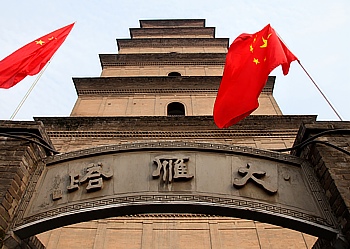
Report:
152,156,193,183
67,173,80,192
51,175,63,200
67,162,113,192
12,147,339,241
233,163,277,194
52,189,62,201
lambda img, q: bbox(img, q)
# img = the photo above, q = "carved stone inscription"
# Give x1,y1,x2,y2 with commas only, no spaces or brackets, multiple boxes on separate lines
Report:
65,162,113,195
52,189,63,201
152,155,193,183
233,163,277,194
19,148,338,240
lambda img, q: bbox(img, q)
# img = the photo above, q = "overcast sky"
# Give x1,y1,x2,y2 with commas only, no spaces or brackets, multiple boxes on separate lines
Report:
0,0,349,122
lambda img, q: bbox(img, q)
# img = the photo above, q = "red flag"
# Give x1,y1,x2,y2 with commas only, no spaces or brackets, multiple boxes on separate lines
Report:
213,24,298,128
0,23,75,89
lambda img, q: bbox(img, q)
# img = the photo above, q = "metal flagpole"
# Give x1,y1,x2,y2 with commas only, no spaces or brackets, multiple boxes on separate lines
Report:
275,31,343,121
297,61,343,121
9,58,53,120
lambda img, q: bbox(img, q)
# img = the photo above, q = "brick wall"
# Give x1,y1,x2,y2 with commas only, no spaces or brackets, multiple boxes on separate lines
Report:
293,122,350,248
37,216,316,249
0,121,52,249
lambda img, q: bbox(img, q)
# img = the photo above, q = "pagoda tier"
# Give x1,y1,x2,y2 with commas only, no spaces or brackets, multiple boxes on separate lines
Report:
139,19,206,28
130,27,215,39
117,38,229,52
72,76,277,96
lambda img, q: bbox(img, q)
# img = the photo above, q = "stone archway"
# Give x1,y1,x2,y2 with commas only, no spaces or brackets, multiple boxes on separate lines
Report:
10,142,340,242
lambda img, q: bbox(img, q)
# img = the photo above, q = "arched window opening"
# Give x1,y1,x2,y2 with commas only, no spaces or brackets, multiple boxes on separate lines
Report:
167,102,185,116
168,72,181,76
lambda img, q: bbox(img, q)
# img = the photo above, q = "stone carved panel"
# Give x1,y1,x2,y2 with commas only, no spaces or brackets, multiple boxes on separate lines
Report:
12,142,338,240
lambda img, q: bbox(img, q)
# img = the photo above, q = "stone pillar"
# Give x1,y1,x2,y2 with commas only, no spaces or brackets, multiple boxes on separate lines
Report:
0,121,53,249
293,122,350,249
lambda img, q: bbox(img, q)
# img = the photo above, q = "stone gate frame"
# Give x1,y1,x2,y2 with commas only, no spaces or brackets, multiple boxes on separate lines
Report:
1,121,349,249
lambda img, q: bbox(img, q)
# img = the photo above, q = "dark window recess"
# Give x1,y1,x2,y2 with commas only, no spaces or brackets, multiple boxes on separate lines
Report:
168,72,181,76
167,102,185,116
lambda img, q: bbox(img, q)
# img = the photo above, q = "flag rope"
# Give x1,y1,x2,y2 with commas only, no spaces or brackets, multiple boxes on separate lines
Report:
297,61,343,121
10,58,53,120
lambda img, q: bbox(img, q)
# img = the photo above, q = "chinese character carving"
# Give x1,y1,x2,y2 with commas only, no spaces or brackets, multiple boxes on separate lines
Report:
233,163,277,194
80,162,113,191
152,156,193,183
67,172,80,192
52,175,62,201
52,189,62,201
67,162,113,192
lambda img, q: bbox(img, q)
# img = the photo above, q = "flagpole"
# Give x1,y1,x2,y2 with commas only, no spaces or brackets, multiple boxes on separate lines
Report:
275,31,343,121
297,61,343,121
276,31,343,121
9,59,53,120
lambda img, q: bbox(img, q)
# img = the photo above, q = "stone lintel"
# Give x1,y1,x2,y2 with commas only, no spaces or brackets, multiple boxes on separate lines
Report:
139,19,206,28
35,115,316,133
72,76,276,95
130,27,215,39
117,38,229,50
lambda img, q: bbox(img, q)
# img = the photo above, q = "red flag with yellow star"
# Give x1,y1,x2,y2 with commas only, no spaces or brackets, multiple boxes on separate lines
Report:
0,23,74,89
213,24,298,128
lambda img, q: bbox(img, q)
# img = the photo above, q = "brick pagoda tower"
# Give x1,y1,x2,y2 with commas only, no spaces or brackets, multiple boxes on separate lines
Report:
31,19,320,248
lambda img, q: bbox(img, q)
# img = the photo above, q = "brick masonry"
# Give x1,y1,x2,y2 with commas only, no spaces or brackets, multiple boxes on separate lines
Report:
293,122,350,248
0,121,52,249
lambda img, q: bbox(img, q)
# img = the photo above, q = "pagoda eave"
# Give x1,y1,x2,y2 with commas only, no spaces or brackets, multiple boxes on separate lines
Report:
117,38,229,51
99,53,226,68
72,76,276,96
35,115,317,133
140,19,206,28
130,27,216,39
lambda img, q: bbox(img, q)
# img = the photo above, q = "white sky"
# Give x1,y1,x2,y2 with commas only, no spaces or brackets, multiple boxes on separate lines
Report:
0,0,349,121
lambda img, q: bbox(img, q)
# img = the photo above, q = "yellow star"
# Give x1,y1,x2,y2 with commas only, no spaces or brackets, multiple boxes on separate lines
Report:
253,58,260,65
250,45,254,53
260,37,268,48
260,33,272,48
35,40,45,45
253,35,257,43
48,36,56,41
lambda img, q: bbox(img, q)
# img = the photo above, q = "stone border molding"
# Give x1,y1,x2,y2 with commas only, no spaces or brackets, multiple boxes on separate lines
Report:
45,141,303,165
